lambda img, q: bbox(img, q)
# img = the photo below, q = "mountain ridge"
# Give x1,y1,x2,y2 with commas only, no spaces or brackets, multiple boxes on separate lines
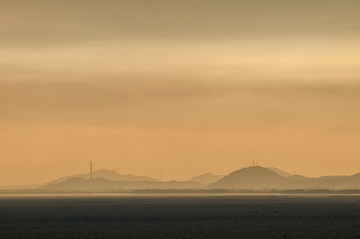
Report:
48,169,159,185
4,166,360,192
187,173,225,185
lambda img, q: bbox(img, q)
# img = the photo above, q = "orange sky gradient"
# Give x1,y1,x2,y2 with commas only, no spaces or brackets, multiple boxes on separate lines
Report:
1,0,360,185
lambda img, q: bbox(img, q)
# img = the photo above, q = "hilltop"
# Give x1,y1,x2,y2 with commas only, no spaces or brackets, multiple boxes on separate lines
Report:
211,166,284,190
187,173,225,185
48,169,159,185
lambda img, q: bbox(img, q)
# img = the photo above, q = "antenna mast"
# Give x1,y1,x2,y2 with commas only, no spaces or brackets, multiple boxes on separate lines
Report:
90,161,93,180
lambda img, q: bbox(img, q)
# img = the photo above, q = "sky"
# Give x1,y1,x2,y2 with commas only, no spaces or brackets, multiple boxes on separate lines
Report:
1,0,360,185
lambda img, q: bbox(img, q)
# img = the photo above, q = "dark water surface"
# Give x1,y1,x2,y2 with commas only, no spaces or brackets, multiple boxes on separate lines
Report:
1,194,360,238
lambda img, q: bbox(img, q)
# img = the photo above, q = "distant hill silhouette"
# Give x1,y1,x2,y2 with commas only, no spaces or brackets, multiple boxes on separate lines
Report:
4,166,360,193
42,177,201,192
210,166,360,190
187,173,225,185
267,167,291,177
48,169,159,185
210,166,284,190
282,174,360,190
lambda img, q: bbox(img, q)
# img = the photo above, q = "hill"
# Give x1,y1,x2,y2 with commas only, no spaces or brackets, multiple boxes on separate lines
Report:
41,177,201,192
268,167,291,177
210,167,360,191
187,173,225,185
210,166,285,190
48,169,159,184
282,174,360,190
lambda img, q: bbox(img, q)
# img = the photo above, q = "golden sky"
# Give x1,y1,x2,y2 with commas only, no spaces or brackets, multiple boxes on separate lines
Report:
1,0,360,185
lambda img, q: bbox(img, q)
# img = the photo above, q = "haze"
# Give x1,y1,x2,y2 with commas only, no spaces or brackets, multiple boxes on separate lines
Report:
1,0,360,185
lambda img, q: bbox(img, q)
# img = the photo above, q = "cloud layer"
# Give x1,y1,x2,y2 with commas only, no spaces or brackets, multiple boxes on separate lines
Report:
1,0,360,184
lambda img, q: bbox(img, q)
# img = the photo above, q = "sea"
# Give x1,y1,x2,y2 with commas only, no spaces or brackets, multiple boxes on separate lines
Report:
0,194,360,238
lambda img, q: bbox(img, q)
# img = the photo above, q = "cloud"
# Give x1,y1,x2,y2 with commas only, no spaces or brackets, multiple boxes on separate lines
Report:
1,0,360,46
1,78,360,132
